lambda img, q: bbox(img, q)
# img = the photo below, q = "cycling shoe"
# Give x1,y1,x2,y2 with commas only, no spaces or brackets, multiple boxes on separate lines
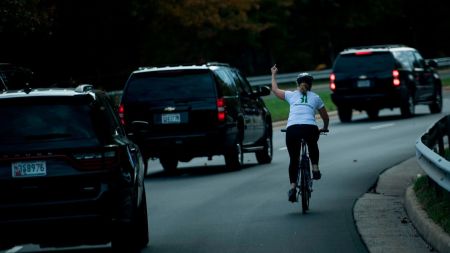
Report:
312,170,322,180
288,188,297,202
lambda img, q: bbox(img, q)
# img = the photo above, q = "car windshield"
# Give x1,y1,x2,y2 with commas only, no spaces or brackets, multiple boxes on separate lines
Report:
124,70,216,102
334,52,395,73
0,97,99,144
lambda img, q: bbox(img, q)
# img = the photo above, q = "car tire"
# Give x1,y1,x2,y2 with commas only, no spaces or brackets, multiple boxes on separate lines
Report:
111,188,148,253
400,90,415,118
429,86,442,114
225,137,243,170
160,156,178,173
135,189,149,249
256,124,273,164
366,108,379,120
338,106,352,122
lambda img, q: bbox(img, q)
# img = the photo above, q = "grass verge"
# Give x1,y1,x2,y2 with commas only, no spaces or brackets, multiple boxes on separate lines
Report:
413,176,450,235
263,90,335,122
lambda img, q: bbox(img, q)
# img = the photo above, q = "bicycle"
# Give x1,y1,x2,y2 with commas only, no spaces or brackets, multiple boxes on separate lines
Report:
281,128,328,213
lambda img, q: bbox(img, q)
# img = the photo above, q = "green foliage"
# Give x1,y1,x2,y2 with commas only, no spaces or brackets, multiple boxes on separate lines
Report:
0,0,54,36
2,0,450,89
414,176,450,234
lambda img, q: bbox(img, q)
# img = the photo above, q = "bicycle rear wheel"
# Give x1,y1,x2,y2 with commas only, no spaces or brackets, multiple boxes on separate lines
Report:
300,157,311,213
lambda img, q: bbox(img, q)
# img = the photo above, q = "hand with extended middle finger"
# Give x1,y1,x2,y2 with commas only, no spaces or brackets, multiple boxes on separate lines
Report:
271,64,278,75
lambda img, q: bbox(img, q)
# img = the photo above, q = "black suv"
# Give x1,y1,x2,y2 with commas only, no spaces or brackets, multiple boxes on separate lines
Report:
0,85,148,252
119,62,273,172
329,45,442,122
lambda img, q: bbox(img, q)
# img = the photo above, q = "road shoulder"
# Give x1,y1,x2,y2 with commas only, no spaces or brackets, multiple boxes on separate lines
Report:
353,157,433,252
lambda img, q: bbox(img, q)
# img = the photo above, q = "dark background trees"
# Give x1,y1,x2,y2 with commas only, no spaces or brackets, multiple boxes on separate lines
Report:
1,0,449,90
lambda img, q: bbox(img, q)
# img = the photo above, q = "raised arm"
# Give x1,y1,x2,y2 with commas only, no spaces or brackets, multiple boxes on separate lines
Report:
271,65,285,100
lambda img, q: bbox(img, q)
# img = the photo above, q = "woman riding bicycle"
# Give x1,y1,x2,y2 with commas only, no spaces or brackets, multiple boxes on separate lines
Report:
270,64,329,202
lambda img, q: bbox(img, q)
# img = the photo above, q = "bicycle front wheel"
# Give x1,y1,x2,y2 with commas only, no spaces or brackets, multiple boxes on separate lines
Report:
300,166,310,213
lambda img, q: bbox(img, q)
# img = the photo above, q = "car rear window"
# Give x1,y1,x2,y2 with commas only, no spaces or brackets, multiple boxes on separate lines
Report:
333,52,395,73
0,97,100,144
124,70,216,102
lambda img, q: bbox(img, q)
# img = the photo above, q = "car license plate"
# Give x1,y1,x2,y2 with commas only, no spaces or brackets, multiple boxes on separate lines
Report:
12,161,47,178
357,80,371,88
161,113,181,124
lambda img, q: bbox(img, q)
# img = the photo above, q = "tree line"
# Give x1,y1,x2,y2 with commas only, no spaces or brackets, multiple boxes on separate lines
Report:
1,0,449,90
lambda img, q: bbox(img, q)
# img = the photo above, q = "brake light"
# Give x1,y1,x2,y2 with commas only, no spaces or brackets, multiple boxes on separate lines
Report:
73,147,120,171
392,70,400,86
217,98,226,122
329,73,336,91
118,104,125,125
355,51,372,55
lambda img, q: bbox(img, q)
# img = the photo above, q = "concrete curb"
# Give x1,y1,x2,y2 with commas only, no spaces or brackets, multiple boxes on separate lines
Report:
405,186,450,253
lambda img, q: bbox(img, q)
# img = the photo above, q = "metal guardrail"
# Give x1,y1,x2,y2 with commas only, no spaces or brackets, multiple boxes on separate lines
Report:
247,57,450,87
247,69,331,86
434,57,450,68
415,115,450,192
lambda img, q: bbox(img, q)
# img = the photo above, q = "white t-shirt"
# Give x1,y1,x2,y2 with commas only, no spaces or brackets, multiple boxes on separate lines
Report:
284,90,325,127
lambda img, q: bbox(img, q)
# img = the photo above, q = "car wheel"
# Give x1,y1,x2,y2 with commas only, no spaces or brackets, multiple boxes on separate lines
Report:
429,87,442,113
135,189,149,249
160,156,178,173
225,138,243,170
338,106,352,122
256,125,272,164
366,108,379,120
400,90,415,118
111,188,148,253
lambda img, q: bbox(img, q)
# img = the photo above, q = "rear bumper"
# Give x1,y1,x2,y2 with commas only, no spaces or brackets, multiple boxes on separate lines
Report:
331,91,402,110
0,181,134,246
133,127,237,159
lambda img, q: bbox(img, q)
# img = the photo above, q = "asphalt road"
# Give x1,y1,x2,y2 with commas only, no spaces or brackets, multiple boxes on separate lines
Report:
141,94,449,253
4,92,449,253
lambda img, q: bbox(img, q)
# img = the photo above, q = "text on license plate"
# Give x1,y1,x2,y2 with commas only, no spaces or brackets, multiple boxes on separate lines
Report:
357,80,371,88
162,113,181,124
12,161,47,178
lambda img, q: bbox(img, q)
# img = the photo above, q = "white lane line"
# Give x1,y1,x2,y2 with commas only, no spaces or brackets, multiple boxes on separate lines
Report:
370,123,395,130
279,147,287,151
6,246,23,253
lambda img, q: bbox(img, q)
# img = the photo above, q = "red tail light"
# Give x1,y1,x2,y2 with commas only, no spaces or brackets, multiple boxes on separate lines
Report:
118,104,125,125
72,146,121,171
217,98,226,122
355,51,372,55
392,70,400,86
330,73,336,91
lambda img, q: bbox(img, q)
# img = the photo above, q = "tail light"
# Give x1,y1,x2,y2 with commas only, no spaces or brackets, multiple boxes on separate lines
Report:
72,146,121,171
217,98,226,122
118,104,125,125
329,73,336,91
355,51,372,55
392,70,400,86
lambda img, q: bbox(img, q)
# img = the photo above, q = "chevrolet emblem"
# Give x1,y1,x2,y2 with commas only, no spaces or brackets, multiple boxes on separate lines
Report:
164,107,176,112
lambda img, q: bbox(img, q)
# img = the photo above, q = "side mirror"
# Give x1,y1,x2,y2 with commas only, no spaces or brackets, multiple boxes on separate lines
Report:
254,85,271,97
426,59,438,68
131,121,150,134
